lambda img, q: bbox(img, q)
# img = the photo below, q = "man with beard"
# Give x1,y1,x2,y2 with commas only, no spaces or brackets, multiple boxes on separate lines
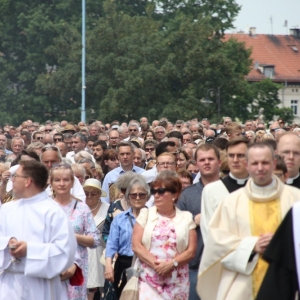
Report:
93,140,107,163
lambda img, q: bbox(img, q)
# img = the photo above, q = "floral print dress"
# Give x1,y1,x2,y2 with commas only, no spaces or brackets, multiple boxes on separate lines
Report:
139,215,189,300
60,199,100,300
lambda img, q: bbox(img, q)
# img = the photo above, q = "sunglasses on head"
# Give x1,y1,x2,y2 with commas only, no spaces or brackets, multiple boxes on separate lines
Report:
150,187,173,195
42,145,59,152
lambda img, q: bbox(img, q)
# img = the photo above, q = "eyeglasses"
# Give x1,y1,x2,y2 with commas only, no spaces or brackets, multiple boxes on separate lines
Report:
280,150,300,158
11,173,28,179
145,147,155,152
129,129,137,132
150,187,173,195
54,138,62,142
84,192,98,197
227,153,246,159
36,137,43,141
274,172,284,178
157,161,175,166
129,193,147,199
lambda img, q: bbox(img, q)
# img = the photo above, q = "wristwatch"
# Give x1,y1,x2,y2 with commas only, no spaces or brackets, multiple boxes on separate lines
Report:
173,260,178,268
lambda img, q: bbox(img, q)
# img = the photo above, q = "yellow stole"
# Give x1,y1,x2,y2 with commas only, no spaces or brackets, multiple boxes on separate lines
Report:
249,199,281,298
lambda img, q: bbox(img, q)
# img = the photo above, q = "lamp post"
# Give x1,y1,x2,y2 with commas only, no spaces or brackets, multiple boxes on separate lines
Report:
81,0,86,123
201,87,221,121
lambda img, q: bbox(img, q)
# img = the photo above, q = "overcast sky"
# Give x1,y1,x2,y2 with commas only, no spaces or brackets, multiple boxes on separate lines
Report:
228,0,300,35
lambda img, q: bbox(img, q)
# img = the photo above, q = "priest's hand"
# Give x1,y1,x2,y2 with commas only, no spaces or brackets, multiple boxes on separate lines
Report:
9,241,27,258
254,233,274,254
60,264,77,281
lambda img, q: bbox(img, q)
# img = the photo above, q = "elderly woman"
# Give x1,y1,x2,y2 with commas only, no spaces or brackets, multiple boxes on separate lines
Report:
102,171,140,243
50,164,100,300
84,179,109,300
132,170,197,299
105,175,150,299
71,163,87,185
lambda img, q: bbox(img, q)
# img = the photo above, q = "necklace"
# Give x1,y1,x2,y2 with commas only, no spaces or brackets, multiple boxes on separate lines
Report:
90,202,100,212
159,210,176,218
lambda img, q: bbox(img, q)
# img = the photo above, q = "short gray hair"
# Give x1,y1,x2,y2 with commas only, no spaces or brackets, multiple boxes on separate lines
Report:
125,175,150,202
115,171,140,191
116,141,135,153
72,133,87,143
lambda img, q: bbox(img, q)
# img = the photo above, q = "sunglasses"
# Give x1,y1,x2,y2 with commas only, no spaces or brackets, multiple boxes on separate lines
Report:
36,137,43,141
54,138,62,142
150,187,173,195
145,147,155,152
129,193,147,199
129,129,137,132
45,129,52,133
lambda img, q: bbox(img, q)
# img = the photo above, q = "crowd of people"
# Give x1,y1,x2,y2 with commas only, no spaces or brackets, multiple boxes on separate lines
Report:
0,115,300,300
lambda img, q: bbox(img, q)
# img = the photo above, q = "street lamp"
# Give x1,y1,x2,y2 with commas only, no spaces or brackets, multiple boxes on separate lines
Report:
201,87,221,121
81,0,86,123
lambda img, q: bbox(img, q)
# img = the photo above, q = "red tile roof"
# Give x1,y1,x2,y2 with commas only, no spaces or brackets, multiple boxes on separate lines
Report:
224,33,300,83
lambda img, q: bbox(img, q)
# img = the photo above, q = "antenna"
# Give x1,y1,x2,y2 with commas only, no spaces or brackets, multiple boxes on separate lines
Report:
270,16,273,35
283,20,288,35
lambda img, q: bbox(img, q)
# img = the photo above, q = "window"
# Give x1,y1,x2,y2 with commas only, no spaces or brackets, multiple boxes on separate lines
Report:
291,100,298,115
263,67,274,78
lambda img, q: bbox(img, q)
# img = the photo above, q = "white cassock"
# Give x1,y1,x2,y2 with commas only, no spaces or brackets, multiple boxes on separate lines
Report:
0,191,77,300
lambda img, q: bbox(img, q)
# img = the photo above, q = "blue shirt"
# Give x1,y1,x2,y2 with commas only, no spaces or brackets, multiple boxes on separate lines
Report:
4,149,13,155
106,208,136,258
101,165,145,203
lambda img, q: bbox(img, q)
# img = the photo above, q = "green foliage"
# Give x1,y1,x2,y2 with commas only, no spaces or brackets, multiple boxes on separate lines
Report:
0,0,290,125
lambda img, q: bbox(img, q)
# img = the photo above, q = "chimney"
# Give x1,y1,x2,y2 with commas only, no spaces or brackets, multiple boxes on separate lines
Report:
290,28,300,38
249,27,256,36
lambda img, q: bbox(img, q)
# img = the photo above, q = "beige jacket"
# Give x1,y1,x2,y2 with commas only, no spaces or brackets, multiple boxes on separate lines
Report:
136,206,196,254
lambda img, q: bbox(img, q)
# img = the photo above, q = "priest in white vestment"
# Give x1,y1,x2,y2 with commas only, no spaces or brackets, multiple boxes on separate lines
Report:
197,143,300,300
0,160,77,300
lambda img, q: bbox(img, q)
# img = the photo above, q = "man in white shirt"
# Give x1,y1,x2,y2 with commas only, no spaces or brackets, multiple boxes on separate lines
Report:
66,133,87,163
0,160,76,300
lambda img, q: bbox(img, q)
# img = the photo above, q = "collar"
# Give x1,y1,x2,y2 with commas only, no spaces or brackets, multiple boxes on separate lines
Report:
286,173,300,184
20,191,48,204
245,177,284,202
124,207,135,217
119,165,137,174
229,172,249,185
